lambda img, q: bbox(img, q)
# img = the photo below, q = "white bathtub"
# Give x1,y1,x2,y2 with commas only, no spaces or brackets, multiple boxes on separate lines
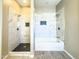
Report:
35,38,64,51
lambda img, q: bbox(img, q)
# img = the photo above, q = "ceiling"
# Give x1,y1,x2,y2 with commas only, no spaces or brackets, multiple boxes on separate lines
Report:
15,0,61,8
34,0,61,8
16,0,30,7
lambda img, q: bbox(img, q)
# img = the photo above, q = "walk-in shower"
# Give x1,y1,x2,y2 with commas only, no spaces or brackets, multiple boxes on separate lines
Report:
8,0,31,52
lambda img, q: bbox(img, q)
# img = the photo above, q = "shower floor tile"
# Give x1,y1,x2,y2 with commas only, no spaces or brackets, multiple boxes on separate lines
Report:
13,43,30,52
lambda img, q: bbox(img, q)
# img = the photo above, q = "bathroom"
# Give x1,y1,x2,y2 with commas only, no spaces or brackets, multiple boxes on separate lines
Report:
1,0,79,59
8,0,65,52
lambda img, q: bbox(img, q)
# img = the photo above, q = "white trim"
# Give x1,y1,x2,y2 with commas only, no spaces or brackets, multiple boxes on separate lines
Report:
9,52,34,57
3,54,9,59
64,50,75,59
30,0,34,52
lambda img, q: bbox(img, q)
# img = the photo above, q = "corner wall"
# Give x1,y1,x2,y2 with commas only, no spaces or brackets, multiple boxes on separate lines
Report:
56,0,79,59
64,0,79,59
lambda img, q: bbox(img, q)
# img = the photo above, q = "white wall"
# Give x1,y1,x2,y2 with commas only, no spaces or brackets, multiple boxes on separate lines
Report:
34,8,58,51
8,7,30,51
34,13,56,40
0,0,2,58
17,15,30,43
8,7,20,51
35,8,56,39
56,8,65,41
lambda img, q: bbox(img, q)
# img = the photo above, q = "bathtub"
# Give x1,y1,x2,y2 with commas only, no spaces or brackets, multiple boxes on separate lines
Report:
35,38,64,51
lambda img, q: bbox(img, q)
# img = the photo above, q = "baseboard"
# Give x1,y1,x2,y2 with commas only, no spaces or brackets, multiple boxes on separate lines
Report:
64,50,75,59
3,54,9,59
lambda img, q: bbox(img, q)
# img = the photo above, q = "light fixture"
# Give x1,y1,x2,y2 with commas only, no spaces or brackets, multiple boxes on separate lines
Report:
23,0,27,3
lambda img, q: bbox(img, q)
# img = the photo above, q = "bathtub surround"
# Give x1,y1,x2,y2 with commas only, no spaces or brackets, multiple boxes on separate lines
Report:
34,7,64,51
56,8,65,41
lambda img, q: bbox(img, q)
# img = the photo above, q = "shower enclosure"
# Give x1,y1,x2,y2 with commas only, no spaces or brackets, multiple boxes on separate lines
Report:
8,0,31,52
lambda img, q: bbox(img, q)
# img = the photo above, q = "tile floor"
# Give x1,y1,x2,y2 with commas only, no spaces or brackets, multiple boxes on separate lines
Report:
13,43,30,52
6,51,71,59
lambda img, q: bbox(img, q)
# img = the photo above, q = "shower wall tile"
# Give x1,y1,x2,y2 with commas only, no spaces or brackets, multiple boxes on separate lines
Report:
56,8,65,41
